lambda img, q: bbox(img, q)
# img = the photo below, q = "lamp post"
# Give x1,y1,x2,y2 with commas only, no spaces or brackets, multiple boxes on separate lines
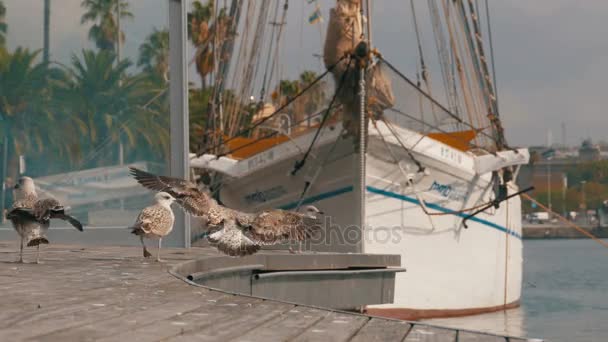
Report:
581,180,587,224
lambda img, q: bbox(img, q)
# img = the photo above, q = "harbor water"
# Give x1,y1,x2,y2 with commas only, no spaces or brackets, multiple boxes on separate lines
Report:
425,239,608,342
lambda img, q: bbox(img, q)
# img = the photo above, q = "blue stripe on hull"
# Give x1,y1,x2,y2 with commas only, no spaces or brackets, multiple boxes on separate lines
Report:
274,184,522,240
279,186,354,210
366,186,522,240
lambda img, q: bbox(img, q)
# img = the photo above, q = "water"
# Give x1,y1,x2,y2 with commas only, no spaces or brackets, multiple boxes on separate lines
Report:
425,239,608,342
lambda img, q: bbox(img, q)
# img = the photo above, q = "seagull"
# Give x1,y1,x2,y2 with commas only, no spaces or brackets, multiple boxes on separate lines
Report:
128,167,324,256
206,204,323,256
129,192,175,262
6,176,83,263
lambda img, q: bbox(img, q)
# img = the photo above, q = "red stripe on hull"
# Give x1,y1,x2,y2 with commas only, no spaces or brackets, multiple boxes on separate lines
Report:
365,300,520,321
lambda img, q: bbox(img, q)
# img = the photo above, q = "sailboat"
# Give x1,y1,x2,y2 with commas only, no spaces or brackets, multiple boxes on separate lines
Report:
190,0,529,320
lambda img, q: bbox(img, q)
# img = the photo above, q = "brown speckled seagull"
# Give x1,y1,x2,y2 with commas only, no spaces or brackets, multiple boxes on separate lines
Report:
130,192,175,262
129,167,323,256
6,176,83,263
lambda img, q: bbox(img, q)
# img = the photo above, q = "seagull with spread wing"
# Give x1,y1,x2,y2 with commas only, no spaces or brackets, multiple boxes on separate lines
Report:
6,176,83,263
129,192,175,262
128,167,323,256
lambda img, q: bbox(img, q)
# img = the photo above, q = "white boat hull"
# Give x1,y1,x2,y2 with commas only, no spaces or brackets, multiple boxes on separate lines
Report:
192,122,525,319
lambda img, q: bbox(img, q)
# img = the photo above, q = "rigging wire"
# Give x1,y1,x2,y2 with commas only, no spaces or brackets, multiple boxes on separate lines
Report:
485,0,499,113
215,107,327,159
259,0,282,102
195,55,347,157
265,0,289,101
428,0,460,116
378,55,496,143
291,57,354,176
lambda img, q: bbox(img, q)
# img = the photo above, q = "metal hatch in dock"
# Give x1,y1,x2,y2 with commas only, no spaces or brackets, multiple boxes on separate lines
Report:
171,253,405,310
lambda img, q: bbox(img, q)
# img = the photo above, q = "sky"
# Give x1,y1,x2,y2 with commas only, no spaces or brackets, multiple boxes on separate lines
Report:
3,0,608,147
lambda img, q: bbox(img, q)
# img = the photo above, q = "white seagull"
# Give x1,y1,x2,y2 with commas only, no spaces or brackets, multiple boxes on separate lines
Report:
129,192,175,262
6,176,83,263
129,167,323,256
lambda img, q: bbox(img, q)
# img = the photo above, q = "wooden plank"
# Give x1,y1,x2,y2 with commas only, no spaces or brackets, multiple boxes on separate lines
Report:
403,325,457,342
350,318,411,342
292,312,369,342
0,281,202,340
230,306,328,341
458,331,507,341
167,298,295,341
97,295,283,342
33,293,231,341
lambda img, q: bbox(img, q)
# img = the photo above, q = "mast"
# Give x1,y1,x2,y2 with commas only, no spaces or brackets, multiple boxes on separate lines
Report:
357,1,371,253
465,0,506,150
214,0,243,148
43,0,50,64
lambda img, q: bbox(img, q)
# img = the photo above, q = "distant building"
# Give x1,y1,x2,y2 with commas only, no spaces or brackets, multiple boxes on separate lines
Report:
579,139,601,161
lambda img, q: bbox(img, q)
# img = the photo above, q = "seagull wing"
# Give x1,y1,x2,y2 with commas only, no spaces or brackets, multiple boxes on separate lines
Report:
6,207,37,222
129,167,212,216
32,198,83,231
247,209,322,245
51,213,84,231
207,219,261,256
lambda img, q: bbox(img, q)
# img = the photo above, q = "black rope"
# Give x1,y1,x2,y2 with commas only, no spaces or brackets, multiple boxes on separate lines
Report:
380,55,500,145
463,186,534,228
380,54,509,149
195,55,347,157
291,57,353,176
381,117,425,173
386,107,494,150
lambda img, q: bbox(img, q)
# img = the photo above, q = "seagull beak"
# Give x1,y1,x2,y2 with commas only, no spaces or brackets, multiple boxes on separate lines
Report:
317,211,324,215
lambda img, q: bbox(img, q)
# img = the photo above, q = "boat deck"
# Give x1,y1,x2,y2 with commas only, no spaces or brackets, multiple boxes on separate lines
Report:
0,241,529,341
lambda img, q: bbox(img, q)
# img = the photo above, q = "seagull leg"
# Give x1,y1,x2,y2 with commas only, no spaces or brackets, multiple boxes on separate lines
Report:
156,238,163,262
35,245,41,264
140,236,152,258
17,237,24,263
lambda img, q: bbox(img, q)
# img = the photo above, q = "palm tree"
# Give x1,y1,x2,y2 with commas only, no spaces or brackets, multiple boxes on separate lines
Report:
137,28,169,82
188,0,214,90
188,1,230,90
0,1,7,48
61,49,170,167
0,48,85,178
80,0,133,52
299,70,327,115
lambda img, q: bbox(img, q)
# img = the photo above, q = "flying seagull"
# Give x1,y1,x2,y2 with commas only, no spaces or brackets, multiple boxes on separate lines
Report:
129,192,175,262
6,176,83,263
128,167,323,256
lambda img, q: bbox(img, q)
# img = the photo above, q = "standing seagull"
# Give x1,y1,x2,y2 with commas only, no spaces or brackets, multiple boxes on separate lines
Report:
129,192,175,262
6,176,83,263
128,167,323,256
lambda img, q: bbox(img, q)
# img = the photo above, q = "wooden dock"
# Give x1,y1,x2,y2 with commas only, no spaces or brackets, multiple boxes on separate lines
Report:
0,241,531,341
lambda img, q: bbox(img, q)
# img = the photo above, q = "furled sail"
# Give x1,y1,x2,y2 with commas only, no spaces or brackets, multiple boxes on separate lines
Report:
323,0,395,136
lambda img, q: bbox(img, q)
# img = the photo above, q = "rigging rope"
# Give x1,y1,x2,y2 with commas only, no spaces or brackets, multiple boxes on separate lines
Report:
485,0,499,114
379,55,498,145
520,192,608,250
195,55,347,157
291,57,354,176
214,108,325,159
259,0,282,102
370,115,498,217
